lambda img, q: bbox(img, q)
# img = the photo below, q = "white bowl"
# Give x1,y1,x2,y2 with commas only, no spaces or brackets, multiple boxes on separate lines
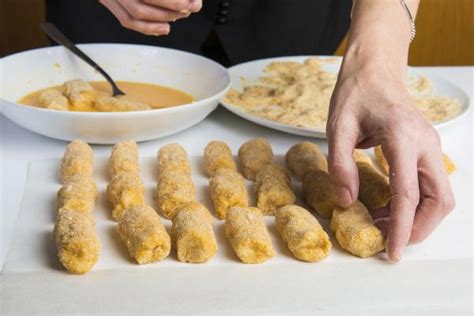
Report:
0,44,230,144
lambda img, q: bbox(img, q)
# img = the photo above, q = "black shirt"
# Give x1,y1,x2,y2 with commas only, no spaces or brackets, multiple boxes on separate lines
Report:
46,0,352,67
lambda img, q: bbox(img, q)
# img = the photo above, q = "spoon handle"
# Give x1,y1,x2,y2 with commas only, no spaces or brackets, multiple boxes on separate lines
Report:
40,22,125,96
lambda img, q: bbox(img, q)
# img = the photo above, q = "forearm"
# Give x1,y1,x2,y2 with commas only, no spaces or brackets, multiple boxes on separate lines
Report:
345,0,420,79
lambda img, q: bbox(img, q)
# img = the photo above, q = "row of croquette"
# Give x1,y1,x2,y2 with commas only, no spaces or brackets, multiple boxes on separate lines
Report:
53,138,455,274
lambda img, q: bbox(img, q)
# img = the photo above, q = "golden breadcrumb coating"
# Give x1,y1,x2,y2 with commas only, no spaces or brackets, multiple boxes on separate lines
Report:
302,169,338,219
374,145,456,175
109,140,140,177
238,138,274,181
254,164,295,215
61,79,97,110
38,89,69,110
353,150,391,210
285,142,328,180
255,163,291,188
204,141,237,176
60,140,94,183
95,96,151,112
172,202,217,263
118,205,171,264
224,58,461,129
442,154,457,174
330,201,385,258
154,170,195,219
225,207,275,263
209,168,248,220
54,208,100,274
157,143,192,176
275,205,331,262
57,174,98,212
107,172,145,221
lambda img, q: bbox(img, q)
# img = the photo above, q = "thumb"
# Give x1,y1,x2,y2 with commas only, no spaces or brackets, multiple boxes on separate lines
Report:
327,120,360,207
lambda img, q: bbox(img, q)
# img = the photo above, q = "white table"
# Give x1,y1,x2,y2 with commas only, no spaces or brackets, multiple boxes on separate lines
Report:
1,67,473,314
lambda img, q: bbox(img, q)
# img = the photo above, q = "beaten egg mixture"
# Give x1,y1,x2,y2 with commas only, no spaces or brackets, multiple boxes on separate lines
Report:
19,79,194,112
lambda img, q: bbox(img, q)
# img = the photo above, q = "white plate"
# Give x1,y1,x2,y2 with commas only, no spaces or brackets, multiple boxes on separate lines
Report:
221,56,471,138
0,44,230,144
2,154,472,314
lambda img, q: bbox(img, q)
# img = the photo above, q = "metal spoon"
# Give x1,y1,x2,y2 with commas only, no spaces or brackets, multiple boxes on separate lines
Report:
40,22,125,96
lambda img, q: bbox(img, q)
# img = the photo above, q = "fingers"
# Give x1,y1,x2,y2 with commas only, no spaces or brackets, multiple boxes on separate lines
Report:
101,0,198,35
374,218,389,238
371,206,390,219
143,0,202,13
410,150,455,244
118,0,189,22
383,142,419,262
327,116,360,207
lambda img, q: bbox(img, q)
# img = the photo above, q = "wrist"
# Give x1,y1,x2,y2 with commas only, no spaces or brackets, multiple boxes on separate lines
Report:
339,45,408,88
343,27,410,81
344,0,420,79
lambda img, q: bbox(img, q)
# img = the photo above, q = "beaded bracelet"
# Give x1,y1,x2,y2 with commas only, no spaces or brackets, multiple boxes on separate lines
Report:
400,0,417,42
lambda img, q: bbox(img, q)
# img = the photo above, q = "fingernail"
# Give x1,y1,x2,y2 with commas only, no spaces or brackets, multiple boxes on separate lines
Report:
337,187,353,207
158,25,170,35
178,12,191,19
188,1,202,12
389,251,401,263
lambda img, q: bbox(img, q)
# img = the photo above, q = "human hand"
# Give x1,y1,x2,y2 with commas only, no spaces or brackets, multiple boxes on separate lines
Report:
99,0,202,35
326,55,455,262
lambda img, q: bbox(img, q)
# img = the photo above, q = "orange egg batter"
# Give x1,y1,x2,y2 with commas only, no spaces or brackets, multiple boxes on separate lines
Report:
19,81,194,112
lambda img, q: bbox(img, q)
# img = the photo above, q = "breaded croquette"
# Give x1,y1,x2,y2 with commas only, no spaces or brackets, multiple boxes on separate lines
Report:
330,201,385,258
302,169,338,219
154,170,195,219
95,96,151,112
442,154,457,174
62,79,97,110
107,172,145,221
275,205,331,262
38,89,69,110
209,168,248,220
172,202,217,263
158,143,192,176
238,138,274,181
285,142,328,180
109,140,140,177
60,139,94,183
204,141,237,176
117,205,171,264
254,164,295,215
374,145,456,175
353,150,391,210
57,174,98,212
54,208,100,274
225,207,275,263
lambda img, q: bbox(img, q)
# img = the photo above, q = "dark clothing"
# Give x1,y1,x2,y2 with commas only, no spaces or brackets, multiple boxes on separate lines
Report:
46,0,351,67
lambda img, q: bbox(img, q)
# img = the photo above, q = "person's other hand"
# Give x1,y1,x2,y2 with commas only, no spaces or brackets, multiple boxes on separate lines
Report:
326,57,455,262
100,0,202,35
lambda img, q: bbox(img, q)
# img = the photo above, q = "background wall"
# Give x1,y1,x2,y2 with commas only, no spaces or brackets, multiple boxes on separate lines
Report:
0,0,48,57
335,0,474,65
1,0,473,65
